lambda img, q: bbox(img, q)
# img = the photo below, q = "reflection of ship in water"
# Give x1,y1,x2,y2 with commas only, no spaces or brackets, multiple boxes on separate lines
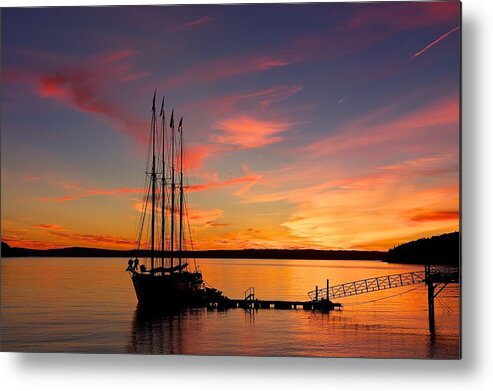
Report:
127,305,259,355
127,306,187,354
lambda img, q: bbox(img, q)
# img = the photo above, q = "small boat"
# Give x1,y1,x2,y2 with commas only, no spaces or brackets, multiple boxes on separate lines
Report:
126,92,214,309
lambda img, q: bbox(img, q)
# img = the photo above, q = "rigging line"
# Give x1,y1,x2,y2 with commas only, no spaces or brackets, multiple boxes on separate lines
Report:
184,191,197,270
132,122,153,251
135,113,154,251
342,286,421,307
136,180,152,251
135,182,147,250
143,215,151,267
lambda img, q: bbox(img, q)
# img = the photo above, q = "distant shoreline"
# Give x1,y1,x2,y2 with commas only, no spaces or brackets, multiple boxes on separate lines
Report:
0,245,385,261
0,232,460,265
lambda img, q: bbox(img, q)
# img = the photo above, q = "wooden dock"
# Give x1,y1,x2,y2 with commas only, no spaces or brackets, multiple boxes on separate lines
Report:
210,298,342,311
208,287,342,311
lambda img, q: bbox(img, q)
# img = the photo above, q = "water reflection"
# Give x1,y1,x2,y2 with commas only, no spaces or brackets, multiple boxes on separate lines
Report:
2,258,459,357
128,306,186,354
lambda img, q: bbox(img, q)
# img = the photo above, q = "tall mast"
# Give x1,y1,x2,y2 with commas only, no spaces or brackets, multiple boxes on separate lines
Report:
150,91,156,271
159,97,165,272
178,117,184,271
169,109,175,271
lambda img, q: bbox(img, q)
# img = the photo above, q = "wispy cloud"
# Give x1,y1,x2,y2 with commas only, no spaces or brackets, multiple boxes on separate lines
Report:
179,16,213,31
162,52,303,90
337,95,350,105
187,208,224,228
306,97,459,157
187,167,261,194
33,223,65,230
1,234,59,250
38,187,143,203
21,174,40,182
49,230,135,248
410,26,460,60
188,85,302,115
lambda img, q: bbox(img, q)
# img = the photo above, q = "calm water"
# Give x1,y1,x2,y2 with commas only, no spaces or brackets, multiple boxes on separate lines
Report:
0,258,460,358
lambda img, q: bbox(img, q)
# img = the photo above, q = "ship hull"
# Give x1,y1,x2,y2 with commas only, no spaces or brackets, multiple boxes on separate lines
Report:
131,272,206,309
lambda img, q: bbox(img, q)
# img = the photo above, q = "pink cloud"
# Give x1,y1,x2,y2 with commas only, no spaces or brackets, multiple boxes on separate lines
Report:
347,2,459,32
183,144,217,170
288,2,458,66
38,68,148,142
213,115,293,148
18,49,151,143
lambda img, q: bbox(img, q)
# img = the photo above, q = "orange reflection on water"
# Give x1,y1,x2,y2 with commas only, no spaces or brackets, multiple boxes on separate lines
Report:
1,258,459,357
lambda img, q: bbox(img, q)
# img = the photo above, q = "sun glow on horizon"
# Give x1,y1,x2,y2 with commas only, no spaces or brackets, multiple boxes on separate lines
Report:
1,3,460,253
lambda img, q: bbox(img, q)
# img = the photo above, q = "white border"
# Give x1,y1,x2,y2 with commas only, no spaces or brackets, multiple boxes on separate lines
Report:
1,0,492,390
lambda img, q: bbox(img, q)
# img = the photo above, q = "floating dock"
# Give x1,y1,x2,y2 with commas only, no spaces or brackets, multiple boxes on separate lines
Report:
210,298,342,311
208,287,342,311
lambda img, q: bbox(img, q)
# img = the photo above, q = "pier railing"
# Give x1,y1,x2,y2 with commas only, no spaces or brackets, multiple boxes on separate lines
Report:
244,287,255,302
308,265,460,301
308,271,426,301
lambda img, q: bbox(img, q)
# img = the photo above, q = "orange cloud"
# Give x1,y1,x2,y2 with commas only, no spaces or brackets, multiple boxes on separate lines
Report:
213,115,293,148
1,235,60,250
407,209,459,222
187,171,261,193
237,151,458,250
49,230,135,249
183,144,217,170
33,224,65,230
38,187,143,203
187,208,224,228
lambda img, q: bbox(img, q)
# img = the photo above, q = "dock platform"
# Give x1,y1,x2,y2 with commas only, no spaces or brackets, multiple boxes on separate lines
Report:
209,298,342,311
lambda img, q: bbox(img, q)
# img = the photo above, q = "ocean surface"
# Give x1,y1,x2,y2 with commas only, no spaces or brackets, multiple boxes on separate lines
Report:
0,258,460,358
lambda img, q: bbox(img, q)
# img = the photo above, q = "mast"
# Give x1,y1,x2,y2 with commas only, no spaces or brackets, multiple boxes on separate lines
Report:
159,97,165,272
150,91,156,271
178,117,184,271
169,109,175,271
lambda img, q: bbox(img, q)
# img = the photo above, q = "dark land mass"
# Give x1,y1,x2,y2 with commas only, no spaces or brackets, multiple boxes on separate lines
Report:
0,242,383,260
385,232,460,265
1,231,460,265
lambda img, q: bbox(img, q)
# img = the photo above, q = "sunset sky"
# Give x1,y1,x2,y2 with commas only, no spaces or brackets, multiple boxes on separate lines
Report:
1,2,460,251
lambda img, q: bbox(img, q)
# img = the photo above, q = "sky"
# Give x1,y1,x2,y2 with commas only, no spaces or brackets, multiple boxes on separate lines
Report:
1,2,460,251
